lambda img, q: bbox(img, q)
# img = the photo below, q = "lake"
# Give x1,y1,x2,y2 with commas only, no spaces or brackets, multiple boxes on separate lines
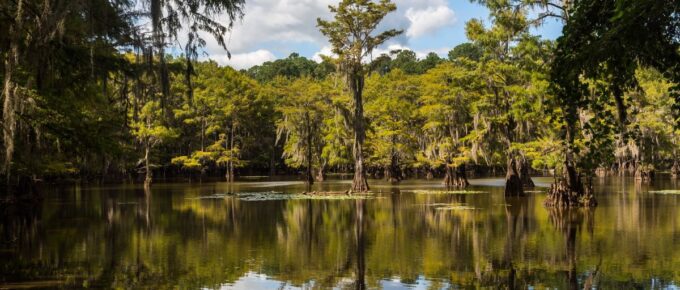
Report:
1,176,679,289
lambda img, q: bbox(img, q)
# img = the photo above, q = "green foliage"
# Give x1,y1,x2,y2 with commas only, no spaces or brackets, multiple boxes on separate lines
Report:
246,53,334,83
131,100,178,147
448,42,482,62
364,69,419,169
550,0,680,176
418,62,478,168
276,77,328,169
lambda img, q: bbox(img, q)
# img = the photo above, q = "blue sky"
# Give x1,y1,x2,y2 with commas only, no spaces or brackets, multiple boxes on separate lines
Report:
200,0,564,69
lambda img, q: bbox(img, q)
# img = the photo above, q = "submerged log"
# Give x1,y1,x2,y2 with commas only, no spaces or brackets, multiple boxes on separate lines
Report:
443,164,469,188
504,159,524,196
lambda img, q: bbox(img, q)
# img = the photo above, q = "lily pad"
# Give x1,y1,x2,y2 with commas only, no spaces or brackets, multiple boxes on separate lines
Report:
648,190,680,195
405,190,485,195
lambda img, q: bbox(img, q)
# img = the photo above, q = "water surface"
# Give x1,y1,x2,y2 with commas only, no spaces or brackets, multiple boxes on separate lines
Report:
1,177,679,289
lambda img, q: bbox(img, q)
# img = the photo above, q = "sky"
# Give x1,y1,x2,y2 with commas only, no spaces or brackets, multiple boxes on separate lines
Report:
198,0,565,69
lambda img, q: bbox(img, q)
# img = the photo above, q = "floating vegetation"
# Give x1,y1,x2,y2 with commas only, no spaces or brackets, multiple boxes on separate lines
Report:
524,190,545,193
189,191,375,201
405,190,485,195
419,202,478,210
647,190,680,195
434,203,478,211
237,191,374,201
187,193,231,200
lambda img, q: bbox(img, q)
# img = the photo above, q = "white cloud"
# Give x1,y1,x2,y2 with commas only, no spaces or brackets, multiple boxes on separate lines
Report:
188,0,457,69
215,0,336,52
209,49,277,69
405,5,456,38
312,45,334,62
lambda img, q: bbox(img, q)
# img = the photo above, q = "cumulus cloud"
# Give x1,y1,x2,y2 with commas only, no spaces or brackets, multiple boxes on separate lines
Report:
312,45,334,62
191,0,458,69
209,49,277,69
405,5,456,38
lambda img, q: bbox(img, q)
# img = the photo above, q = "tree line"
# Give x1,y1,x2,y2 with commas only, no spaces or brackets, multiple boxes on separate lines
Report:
1,0,678,207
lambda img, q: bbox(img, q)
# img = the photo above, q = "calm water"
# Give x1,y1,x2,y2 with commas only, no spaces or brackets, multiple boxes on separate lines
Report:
1,177,680,289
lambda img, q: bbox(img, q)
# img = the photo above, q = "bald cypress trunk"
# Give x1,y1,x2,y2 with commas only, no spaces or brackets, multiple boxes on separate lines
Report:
350,75,369,192
518,158,534,188
504,158,524,196
144,142,152,189
444,164,469,188
304,113,314,187
385,149,401,184
544,159,597,207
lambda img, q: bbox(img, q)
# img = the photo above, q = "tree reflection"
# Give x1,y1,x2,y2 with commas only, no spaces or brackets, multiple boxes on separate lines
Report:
548,206,596,289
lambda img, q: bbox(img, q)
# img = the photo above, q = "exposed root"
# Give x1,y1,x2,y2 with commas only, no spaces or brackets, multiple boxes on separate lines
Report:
443,164,469,188
425,169,434,180
671,161,680,178
544,179,597,207
634,164,654,183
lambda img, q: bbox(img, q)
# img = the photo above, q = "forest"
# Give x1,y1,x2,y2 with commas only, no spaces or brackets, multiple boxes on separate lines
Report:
1,0,679,208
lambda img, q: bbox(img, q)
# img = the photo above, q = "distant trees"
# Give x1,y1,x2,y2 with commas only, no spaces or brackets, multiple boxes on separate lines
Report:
171,62,260,182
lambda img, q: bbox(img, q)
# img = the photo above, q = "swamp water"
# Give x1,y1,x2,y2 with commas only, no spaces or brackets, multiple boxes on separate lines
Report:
1,177,679,289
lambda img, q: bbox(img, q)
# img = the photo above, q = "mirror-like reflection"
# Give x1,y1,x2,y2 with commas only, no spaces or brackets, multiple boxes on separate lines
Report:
1,177,679,288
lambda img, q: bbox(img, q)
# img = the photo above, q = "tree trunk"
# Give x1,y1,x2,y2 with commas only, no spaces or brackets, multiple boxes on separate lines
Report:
671,161,680,178
385,153,401,184
425,168,434,180
315,165,326,182
144,142,152,189
634,164,654,183
518,158,535,188
504,158,524,196
226,121,235,182
350,75,369,192
444,164,469,188
269,139,277,177
305,113,314,186
200,118,205,151
544,160,596,207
